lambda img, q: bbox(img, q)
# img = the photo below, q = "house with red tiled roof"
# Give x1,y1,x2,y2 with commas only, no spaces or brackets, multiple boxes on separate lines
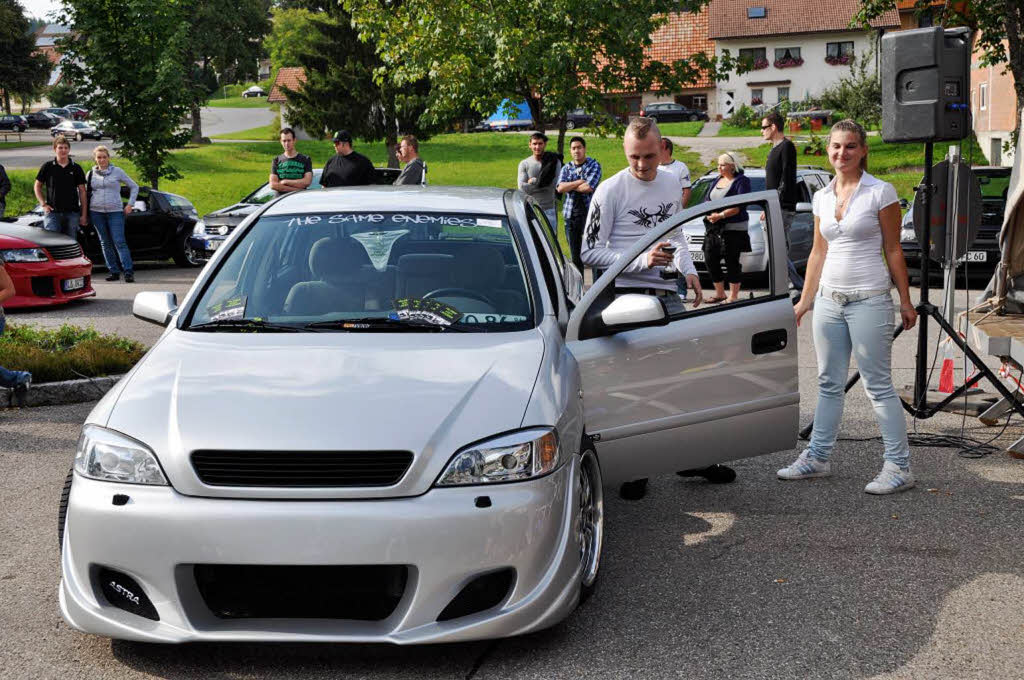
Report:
708,0,900,118
269,67,311,139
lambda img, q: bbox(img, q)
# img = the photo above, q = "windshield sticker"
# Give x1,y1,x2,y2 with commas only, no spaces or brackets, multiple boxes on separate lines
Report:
460,314,528,323
350,230,409,271
207,295,247,321
475,218,503,228
391,298,461,326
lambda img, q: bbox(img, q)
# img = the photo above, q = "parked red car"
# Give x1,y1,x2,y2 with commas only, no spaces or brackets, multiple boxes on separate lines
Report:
0,222,94,308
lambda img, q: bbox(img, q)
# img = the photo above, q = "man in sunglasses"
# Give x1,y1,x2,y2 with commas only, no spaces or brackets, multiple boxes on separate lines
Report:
762,111,804,291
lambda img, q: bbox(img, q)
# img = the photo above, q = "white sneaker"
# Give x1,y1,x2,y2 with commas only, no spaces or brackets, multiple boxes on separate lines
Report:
865,462,915,495
777,451,831,480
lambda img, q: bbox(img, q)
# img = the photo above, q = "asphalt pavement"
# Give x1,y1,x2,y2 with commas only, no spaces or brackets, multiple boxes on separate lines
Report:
0,107,276,170
2,277,1024,679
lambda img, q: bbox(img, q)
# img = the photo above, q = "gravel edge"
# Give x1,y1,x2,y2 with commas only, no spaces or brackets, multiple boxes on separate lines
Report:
1,374,123,408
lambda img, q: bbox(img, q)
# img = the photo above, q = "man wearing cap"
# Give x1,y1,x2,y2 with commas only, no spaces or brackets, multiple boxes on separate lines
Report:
321,130,375,187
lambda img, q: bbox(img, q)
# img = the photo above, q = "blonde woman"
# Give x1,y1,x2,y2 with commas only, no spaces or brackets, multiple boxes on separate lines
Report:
87,146,139,282
701,152,751,303
780,120,918,494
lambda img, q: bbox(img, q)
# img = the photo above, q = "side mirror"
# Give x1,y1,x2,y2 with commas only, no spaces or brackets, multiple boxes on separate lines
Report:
133,291,178,326
898,198,910,209
601,294,666,327
795,202,813,213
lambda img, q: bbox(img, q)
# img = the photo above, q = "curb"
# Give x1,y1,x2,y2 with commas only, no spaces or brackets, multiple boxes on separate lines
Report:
1,374,123,408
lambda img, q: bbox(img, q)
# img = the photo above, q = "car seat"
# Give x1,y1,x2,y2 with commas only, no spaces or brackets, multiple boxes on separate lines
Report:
453,245,529,316
395,253,455,299
284,237,371,316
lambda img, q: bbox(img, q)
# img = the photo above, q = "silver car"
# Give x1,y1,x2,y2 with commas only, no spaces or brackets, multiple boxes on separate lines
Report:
59,186,799,643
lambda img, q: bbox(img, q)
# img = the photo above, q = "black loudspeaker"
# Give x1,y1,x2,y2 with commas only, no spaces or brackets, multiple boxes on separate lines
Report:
881,27,971,142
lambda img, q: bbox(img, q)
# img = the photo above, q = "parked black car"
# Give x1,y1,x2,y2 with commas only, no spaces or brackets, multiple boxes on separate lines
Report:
900,166,1011,280
24,111,60,129
565,109,593,130
0,115,28,133
188,166,400,261
639,102,709,123
7,187,202,268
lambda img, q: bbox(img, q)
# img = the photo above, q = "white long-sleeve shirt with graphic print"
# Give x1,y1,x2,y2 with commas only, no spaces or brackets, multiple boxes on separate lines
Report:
580,167,697,291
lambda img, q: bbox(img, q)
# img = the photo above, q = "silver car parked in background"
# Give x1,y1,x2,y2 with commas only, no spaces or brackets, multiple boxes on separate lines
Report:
59,185,799,643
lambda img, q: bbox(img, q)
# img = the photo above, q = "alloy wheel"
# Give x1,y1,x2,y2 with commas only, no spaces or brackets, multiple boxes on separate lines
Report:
576,454,603,588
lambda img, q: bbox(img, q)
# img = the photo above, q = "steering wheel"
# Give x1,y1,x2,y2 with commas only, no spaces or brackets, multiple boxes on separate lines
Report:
423,288,497,308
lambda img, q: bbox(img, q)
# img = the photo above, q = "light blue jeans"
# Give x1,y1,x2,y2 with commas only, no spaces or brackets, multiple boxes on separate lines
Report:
90,210,133,274
806,291,911,469
543,208,558,231
0,315,31,389
43,210,80,242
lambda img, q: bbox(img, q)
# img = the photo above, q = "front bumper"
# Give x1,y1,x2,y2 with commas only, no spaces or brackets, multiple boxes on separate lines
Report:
5,258,94,308
60,460,582,644
186,234,225,262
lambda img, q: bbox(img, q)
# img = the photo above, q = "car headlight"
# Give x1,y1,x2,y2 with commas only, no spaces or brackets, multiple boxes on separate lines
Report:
0,248,48,262
435,428,559,486
192,219,206,235
74,424,168,485
900,227,916,243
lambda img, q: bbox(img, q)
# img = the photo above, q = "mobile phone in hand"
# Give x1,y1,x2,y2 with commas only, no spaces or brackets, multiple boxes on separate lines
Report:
660,244,677,254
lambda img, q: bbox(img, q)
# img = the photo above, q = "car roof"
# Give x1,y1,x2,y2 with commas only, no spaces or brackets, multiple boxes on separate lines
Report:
263,185,512,217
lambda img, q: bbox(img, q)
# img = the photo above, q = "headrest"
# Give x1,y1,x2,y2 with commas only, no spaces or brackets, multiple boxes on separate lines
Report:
309,237,370,281
454,246,506,289
397,253,454,275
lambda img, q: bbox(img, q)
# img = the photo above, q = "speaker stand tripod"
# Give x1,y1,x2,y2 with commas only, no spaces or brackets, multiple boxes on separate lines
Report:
799,142,1024,440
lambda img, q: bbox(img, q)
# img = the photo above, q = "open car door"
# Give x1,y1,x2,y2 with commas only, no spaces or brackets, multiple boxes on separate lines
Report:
566,191,799,484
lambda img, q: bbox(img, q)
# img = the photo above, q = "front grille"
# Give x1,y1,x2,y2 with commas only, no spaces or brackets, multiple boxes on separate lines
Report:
689,235,705,245
204,224,236,236
46,243,83,260
30,277,55,297
194,564,408,620
191,450,414,487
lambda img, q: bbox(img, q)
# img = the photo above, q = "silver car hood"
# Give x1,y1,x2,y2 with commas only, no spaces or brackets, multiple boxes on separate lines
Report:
104,329,545,499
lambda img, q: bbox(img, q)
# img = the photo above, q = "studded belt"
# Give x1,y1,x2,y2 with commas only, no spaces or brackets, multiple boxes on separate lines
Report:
818,285,891,306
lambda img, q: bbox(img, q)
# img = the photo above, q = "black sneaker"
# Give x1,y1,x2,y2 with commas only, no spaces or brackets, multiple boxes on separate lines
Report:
124,272,135,283
619,478,648,500
105,273,120,282
12,372,31,407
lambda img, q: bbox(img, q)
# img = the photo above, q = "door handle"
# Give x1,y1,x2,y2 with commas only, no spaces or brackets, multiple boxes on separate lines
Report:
752,329,787,355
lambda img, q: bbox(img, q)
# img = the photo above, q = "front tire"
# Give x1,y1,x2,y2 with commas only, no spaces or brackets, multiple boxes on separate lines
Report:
689,114,699,122
566,120,576,130
173,231,201,267
577,447,604,603
75,132,82,141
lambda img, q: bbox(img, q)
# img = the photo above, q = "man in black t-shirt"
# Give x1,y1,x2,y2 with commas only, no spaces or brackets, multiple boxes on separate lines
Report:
270,127,313,195
321,130,375,188
33,135,87,241
761,112,804,290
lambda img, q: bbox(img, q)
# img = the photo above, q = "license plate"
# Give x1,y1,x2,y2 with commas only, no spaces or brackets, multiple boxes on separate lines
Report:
207,240,221,251
960,251,986,263
690,250,705,262
62,277,85,291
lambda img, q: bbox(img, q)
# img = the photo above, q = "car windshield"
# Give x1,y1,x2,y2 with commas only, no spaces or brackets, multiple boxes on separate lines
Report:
686,176,767,208
244,174,324,205
188,211,533,332
165,194,195,212
73,122,87,128
978,172,1010,200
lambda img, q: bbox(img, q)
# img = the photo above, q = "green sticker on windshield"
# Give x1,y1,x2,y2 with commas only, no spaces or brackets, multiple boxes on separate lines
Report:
391,298,460,326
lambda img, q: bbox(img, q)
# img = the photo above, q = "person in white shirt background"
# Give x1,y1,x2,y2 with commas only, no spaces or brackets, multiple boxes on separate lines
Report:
658,137,691,206
780,119,918,495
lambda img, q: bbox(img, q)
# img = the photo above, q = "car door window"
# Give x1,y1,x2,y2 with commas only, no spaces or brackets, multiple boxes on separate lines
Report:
525,207,566,315
530,204,581,306
566,190,798,483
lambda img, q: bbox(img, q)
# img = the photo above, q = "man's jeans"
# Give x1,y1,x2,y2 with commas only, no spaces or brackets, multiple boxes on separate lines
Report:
806,291,911,468
90,210,133,275
43,210,80,242
543,208,558,233
565,214,584,270
0,315,31,389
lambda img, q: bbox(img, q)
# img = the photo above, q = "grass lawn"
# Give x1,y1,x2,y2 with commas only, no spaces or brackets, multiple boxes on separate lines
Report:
205,96,274,109
211,123,279,141
0,323,146,382
656,121,705,137
717,123,764,137
0,140,52,150
738,135,986,201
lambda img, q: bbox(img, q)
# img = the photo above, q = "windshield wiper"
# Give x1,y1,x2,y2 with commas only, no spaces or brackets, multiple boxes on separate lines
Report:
188,319,304,332
305,317,467,332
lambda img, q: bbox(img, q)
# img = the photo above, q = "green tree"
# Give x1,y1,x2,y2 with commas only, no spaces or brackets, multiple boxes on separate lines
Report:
184,0,272,142
344,0,739,155
59,0,193,188
0,0,51,114
266,6,319,69
284,4,438,166
855,0,1022,142
820,42,882,129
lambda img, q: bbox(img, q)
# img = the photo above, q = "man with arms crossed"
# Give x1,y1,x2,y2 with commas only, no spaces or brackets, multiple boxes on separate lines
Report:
518,132,561,228
270,128,313,195
34,135,87,240
761,111,804,290
581,117,703,500
556,136,601,270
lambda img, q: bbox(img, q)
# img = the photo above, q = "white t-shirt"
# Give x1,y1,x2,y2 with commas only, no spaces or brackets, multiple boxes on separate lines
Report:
581,167,697,291
813,171,900,292
658,159,692,190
